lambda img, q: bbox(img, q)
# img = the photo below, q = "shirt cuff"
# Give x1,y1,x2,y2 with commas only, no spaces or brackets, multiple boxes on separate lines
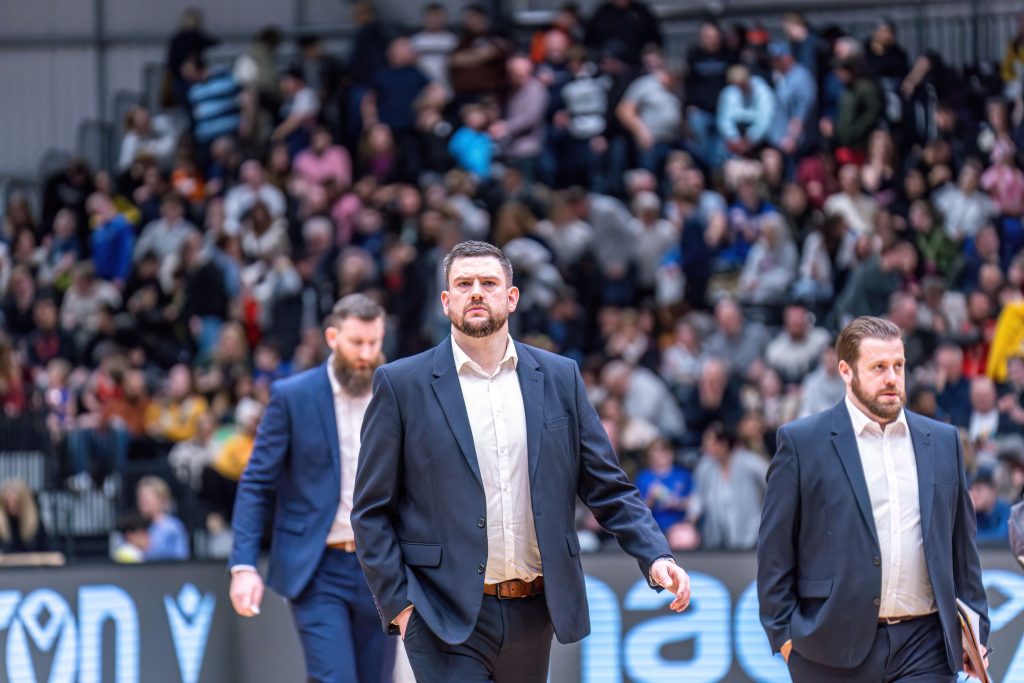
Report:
391,604,414,626
230,565,258,574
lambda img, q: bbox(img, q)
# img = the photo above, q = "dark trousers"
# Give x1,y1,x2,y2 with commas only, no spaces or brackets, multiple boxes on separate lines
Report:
789,613,955,683
403,594,554,683
290,549,390,683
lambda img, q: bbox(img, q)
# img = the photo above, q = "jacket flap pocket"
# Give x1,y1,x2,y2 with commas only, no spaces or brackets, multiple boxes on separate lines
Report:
400,542,442,567
275,516,306,534
545,415,570,431
797,578,833,599
565,531,581,557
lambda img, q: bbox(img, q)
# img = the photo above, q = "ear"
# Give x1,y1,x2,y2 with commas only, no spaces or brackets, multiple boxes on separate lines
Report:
507,286,520,312
441,289,450,315
324,326,338,347
838,359,854,383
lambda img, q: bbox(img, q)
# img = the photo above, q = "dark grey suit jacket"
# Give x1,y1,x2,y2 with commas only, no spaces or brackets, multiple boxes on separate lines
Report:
757,401,989,671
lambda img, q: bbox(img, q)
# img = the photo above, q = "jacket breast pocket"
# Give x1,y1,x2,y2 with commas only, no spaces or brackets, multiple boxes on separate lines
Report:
545,415,570,431
400,541,443,568
797,578,833,599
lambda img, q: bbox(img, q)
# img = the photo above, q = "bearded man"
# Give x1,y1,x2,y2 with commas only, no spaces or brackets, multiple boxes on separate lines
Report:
758,316,990,682
229,294,392,683
351,240,692,683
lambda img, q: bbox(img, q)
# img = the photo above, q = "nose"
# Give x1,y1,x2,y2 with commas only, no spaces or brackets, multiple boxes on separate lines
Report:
469,280,484,297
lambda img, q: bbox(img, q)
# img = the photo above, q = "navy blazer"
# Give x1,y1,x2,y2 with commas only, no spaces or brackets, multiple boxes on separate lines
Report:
351,337,671,645
757,402,989,671
230,364,343,599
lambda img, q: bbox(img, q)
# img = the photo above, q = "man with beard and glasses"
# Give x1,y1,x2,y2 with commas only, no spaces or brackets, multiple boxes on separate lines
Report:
352,240,691,683
229,294,393,683
758,316,989,682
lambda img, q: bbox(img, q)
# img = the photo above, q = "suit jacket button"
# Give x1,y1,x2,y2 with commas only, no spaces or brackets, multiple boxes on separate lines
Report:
874,556,881,566
478,517,486,528
477,564,485,574
873,597,880,606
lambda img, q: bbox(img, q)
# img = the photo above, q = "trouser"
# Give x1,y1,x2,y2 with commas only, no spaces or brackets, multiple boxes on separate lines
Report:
788,613,955,683
289,548,391,683
402,593,554,683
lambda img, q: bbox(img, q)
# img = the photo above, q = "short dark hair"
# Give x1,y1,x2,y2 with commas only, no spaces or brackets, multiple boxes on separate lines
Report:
323,293,385,330
835,316,903,367
443,240,514,287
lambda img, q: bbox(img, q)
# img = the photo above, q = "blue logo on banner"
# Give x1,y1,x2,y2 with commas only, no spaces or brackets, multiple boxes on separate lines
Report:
164,583,215,683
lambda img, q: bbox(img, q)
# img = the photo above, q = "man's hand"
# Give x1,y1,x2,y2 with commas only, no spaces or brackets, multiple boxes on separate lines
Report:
781,639,793,663
229,569,265,617
651,559,691,612
963,643,989,678
396,606,414,640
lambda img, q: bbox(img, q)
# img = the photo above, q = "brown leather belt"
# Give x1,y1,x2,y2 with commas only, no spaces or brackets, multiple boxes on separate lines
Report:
879,613,934,625
328,541,357,553
483,577,544,599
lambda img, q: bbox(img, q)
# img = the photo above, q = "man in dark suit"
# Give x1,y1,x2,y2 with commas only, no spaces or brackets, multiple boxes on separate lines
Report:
229,294,390,683
758,316,989,681
352,240,691,683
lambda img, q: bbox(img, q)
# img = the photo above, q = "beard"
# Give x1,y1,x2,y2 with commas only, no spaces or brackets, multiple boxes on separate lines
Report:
450,301,508,339
332,352,383,397
851,370,905,422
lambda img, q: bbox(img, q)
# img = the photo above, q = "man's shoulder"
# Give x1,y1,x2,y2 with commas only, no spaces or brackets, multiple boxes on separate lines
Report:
905,409,959,440
780,405,837,441
517,342,578,375
271,365,326,396
379,346,438,379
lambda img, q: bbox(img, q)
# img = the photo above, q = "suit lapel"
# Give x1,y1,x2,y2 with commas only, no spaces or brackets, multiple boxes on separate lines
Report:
830,403,880,549
431,338,484,490
515,342,545,485
314,365,341,484
906,412,934,542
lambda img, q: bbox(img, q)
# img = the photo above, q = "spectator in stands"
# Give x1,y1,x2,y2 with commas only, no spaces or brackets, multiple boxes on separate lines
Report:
617,50,680,174
182,55,242,160
117,106,178,172
449,104,494,179
765,304,831,383
636,437,698,550
60,262,122,354
201,397,262,520
705,298,771,373
1001,14,1024,120
969,376,1011,449
165,7,218,107
691,422,767,550
273,68,320,159
112,512,150,563
23,296,73,369
825,58,882,161
738,212,798,306
781,12,828,79
685,21,731,168
0,478,49,554
0,333,26,419
224,159,286,234
970,467,1012,544
936,343,972,427
348,0,390,88
769,42,816,159
169,413,219,493
233,26,283,120
600,359,686,443
42,158,94,244
133,194,197,263
490,55,549,179
2,266,37,341
449,5,509,101
85,193,135,286
681,357,744,446
293,125,353,199
38,209,81,289
363,37,429,182
145,364,208,446
716,65,776,158
136,476,189,561
411,3,458,94
834,240,917,324
799,345,845,417
934,160,997,244
824,164,879,236
585,0,662,67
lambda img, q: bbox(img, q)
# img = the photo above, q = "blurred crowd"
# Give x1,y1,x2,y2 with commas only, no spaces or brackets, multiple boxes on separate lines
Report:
4,1,1024,559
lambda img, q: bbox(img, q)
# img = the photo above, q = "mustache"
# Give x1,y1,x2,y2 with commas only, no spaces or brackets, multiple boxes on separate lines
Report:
465,302,490,312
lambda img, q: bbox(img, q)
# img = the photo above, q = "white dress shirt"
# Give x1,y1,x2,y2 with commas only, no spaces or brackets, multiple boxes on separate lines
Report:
452,336,543,584
326,358,372,545
845,397,936,618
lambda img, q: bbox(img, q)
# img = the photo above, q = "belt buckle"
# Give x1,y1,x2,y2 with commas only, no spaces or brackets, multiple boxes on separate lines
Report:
497,580,522,600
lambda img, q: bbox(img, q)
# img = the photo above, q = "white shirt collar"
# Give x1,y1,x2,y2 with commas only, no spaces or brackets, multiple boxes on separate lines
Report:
845,394,908,435
452,335,518,377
